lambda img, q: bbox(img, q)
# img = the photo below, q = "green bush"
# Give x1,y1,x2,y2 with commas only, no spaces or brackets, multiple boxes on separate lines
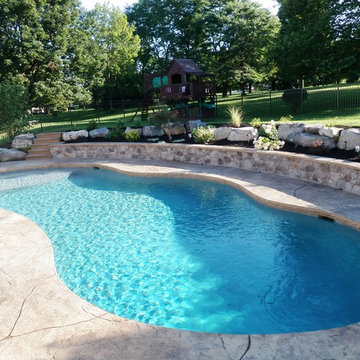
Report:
106,126,125,140
149,107,170,128
0,81,28,138
282,89,308,113
149,107,181,129
132,117,142,128
192,126,214,144
124,129,140,141
226,105,243,128
86,119,98,131
279,115,294,123
249,117,262,128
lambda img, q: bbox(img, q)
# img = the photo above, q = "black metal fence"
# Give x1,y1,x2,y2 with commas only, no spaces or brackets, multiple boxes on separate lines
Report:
1,84,359,145
238,84,360,119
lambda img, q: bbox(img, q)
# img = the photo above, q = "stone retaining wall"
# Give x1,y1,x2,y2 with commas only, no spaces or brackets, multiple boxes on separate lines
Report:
50,142,360,195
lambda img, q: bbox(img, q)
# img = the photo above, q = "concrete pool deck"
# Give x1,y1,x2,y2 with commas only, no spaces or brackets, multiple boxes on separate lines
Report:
1,158,360,359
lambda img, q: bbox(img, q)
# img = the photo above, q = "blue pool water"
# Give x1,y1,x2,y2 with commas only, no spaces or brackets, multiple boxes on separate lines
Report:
1,168,360,334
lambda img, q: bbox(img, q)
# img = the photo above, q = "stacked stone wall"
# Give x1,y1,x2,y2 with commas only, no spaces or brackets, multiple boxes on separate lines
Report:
50,143,360,195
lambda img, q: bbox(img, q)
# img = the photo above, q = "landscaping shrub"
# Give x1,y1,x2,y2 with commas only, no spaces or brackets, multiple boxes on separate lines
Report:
192,126,214,144
149,107,181,129
0,81,28,138
149,107,167,128
86,119,98,131
106,126,125,140
132,117,142,128
282,89,308,113
249,117,262,128
253,120,285,150
227,105,243,128
279,115,294,122
124,129,140,141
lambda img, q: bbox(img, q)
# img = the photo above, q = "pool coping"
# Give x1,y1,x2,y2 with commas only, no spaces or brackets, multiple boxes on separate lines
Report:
1,158,360,359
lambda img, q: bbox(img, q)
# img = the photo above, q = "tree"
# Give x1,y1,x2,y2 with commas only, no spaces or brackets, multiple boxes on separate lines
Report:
82,4,140,109
275,0,359,85
203,0,279,96
126,0,209,73
127,0,279,96
0,0,81,105
330,0,360,81
34,78,92,111
0,81,28,138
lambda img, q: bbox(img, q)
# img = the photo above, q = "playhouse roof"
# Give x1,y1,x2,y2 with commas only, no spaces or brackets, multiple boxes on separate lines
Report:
169,59,212,76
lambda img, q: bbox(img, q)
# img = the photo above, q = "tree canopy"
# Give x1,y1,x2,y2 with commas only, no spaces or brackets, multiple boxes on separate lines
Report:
275,0,360,86
127,0,279,96
0,0,358,111
0,0,140,109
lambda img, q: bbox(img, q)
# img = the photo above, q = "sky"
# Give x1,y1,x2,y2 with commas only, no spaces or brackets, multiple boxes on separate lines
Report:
81,0,279,14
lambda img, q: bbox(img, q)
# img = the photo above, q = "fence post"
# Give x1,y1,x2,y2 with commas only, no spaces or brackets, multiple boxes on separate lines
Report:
122,98,125,119
269,90,272,117
336,83,340,111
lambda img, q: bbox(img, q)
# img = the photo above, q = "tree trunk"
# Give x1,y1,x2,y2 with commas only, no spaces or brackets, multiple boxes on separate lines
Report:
241,84,246,95
108,81,113,111
222,84,228,97
248,83,252,93
271,80,276,91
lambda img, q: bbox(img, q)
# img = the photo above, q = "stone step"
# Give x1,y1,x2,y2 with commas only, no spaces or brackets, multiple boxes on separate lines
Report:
30,144,50,151
28,148,50,154
33,139,62,145
35,132,62,139
25,132,61,161
26,154,52,160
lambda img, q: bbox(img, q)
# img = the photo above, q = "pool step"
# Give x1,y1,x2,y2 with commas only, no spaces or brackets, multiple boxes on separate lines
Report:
26,132,62,161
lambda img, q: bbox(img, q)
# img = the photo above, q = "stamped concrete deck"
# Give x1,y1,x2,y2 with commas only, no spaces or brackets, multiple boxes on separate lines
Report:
1,158,360,359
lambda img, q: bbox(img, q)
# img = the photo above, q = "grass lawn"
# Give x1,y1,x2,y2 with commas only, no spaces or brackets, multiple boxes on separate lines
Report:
216,83,360,125
0,84,359,146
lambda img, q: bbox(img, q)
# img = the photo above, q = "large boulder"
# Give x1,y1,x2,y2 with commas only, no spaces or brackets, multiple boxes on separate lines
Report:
227,127,258,142
125,127,142,137
142,126,164,137
304,124,324,134
214,127,231,141
277,123,305,140
62,130,88,142
11,133,35,150
338,128,360,150
89,127,110,138
319,126,343,138
185,120,206,133
289,133,336,150
162,123,186,137
0,148,27,162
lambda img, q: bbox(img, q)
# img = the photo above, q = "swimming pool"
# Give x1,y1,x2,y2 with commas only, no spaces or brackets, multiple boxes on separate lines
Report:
1,167,360,334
